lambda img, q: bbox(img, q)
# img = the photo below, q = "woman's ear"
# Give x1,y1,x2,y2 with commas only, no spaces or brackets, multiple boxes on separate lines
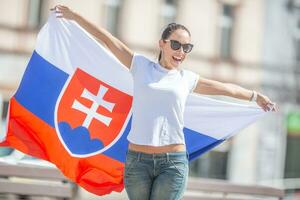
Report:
159,39,164,49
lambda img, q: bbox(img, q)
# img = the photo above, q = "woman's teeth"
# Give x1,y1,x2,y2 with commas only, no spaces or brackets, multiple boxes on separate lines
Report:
172,56,182,62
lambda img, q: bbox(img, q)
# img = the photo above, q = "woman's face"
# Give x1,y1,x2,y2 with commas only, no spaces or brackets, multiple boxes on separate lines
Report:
159,29,191,69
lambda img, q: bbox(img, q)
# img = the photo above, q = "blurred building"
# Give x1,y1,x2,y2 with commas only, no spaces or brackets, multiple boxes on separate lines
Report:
258,0,300,197
0,0,299,198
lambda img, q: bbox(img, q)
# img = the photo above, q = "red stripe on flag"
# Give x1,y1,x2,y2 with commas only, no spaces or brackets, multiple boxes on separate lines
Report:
1,97,124,195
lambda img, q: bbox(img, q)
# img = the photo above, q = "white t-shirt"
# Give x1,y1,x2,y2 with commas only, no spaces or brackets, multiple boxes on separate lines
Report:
127,54,199,146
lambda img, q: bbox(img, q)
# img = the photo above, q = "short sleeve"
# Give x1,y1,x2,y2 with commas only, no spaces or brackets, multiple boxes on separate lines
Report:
129,53,150,77
183,70,199,93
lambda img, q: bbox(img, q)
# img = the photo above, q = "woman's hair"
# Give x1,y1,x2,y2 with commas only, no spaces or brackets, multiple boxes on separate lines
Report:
158,23,191,61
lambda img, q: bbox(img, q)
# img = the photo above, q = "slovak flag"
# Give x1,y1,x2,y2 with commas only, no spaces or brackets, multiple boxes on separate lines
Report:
0,13,266,195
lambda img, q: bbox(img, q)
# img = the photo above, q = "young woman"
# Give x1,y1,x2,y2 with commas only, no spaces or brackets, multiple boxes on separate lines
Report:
53,5,276,200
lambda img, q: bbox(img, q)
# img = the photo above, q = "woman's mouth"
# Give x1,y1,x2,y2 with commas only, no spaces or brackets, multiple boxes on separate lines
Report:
172,56,183,63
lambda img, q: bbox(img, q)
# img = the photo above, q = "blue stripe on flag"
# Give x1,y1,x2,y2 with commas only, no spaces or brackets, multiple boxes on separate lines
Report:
14,51,69,127
184,127,225,161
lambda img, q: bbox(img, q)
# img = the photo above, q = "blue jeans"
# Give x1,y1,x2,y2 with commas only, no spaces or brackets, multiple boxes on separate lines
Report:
124,149,189,200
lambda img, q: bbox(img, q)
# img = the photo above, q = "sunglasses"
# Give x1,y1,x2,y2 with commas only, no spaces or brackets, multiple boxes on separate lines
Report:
164,40,193,53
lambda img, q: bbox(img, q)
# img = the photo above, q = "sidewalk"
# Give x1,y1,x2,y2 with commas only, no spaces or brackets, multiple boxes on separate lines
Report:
75,188,128,200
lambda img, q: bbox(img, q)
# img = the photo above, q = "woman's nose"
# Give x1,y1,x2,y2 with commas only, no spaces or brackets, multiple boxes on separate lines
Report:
176,46,185,54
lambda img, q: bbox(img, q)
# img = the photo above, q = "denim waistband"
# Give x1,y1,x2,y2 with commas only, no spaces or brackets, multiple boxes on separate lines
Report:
127,149,188,161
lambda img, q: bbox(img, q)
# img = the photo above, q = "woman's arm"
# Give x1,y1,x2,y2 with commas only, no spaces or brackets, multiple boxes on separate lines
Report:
52,5,133,69
194,77,276,112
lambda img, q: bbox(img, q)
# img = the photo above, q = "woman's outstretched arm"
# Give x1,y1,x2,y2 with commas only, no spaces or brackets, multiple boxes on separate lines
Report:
194,77,277,112
52,5,133,69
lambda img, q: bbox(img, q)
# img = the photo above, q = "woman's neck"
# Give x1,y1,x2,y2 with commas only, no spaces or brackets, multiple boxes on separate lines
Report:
159,59,173,70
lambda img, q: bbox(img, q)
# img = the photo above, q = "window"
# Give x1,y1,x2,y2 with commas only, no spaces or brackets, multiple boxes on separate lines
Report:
284,112,300,178
287,0,300,10
296,19,300,62
0,99,9,141
104,0,122,36
296,39,300,62
1,101,8,120
27,0,43,28
160,0,177,27
287,1,300,61
219,4,234,60
190,151,228,179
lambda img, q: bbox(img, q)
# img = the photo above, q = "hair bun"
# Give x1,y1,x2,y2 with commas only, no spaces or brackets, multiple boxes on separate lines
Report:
167,23,177,27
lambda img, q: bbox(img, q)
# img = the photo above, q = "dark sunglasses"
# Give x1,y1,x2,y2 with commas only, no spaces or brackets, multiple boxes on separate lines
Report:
164,39,193,53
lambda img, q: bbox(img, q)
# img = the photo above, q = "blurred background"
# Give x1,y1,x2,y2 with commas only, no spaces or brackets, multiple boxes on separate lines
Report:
0,0,299,199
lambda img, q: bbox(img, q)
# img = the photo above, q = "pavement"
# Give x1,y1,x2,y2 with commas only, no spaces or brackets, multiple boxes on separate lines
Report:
75,188,128,200
0,189,128,200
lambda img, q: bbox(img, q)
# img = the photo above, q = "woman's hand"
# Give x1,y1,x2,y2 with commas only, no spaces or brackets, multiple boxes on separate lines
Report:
256,92,277,112
49,4,133,69
50,5,77,20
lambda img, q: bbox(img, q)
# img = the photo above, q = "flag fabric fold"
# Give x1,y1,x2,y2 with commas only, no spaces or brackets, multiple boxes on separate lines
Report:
0,13,266,196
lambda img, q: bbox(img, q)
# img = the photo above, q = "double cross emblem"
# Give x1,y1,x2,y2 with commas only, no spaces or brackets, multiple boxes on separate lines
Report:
71,85,115,128
56,68,132,156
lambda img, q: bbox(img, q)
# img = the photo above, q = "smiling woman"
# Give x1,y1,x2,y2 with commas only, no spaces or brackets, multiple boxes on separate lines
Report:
52,4,277,200
157,23,193,69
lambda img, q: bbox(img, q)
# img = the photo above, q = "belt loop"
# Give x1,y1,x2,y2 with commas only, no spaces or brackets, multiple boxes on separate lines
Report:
186,151,190,161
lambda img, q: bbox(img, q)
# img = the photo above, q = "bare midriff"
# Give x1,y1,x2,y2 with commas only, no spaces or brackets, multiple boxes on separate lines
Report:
128,142,186,154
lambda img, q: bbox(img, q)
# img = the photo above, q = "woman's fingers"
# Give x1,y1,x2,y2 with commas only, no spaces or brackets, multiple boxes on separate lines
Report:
267,102,278,112
57,6,68,10
57,5,68,9
256,93,277,112
263,102,277,112
271,104,277,112
50,5,68,11
49,5,75,19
